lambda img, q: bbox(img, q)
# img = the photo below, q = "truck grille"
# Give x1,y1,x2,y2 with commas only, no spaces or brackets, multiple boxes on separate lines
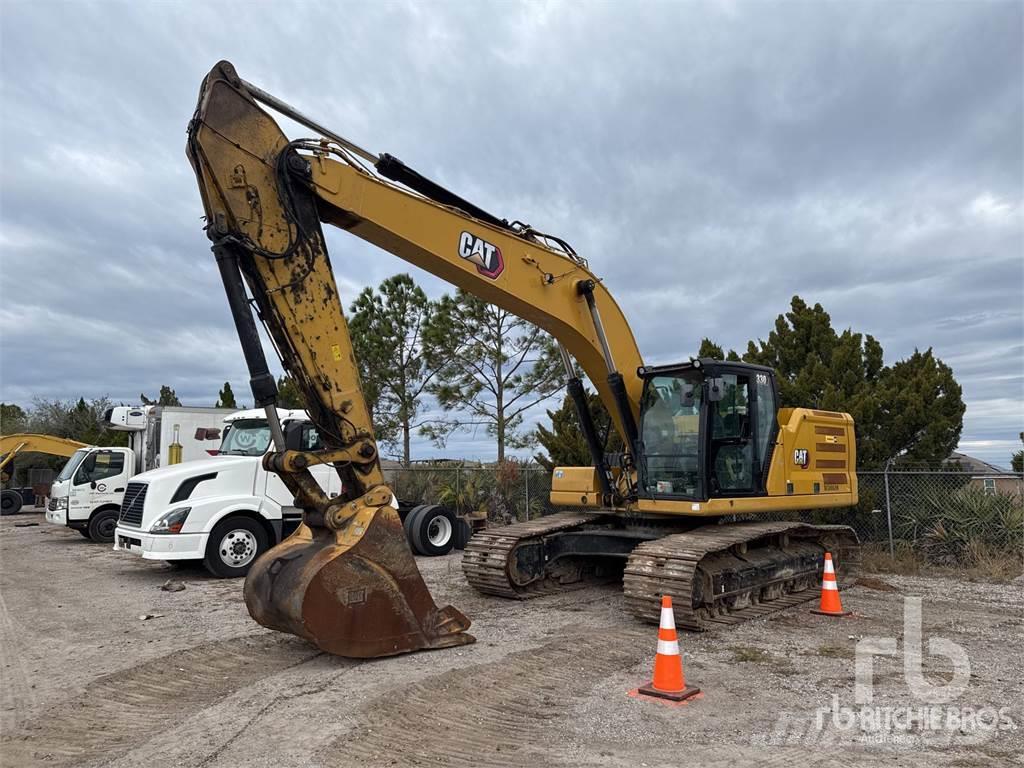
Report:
119,482,148,527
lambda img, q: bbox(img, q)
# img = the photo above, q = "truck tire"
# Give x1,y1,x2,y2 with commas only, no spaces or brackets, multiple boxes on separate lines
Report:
1,490,23,516
402,504,427,554
88,508,119,543
408,504,456,557
204,517,268,578
78,529,92,539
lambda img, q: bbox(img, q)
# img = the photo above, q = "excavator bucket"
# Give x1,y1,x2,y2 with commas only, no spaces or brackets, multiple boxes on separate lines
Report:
244,500,474,658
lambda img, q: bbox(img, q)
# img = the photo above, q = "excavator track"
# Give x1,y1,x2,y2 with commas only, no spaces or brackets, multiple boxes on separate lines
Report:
462,511,604,597
623,521,860,629
464,515,859,631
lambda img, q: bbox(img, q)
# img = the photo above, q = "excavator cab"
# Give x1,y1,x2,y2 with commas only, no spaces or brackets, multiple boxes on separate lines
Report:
636,360,779,502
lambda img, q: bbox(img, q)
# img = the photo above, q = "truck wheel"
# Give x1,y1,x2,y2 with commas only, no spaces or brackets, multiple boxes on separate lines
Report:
78,529,92,539
1,490,23,516
402,504,427,554
88,509,119,543
409,505,456,557
204,517,268,578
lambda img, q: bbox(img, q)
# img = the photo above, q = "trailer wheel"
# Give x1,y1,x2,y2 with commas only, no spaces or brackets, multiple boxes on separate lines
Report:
88,508,119,543
204,517,268,578
408,505,456,557
1,490,24,516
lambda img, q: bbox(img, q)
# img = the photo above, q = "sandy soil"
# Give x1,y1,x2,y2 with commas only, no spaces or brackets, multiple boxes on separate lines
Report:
1,511,1021,767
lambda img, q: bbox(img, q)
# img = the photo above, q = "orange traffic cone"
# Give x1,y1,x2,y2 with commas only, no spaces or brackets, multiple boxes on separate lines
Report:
635,595,700,702
810,552,851,616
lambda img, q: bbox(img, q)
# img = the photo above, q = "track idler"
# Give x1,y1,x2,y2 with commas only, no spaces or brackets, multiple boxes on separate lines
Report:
244,490,474,658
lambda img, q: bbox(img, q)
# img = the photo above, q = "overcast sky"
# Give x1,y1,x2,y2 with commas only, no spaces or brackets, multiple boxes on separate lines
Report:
1,1,1021,467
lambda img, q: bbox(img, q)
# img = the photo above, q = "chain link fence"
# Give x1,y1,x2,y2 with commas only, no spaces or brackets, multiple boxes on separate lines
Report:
857,469,1023,564
384,463,555,526
385,463,1024,567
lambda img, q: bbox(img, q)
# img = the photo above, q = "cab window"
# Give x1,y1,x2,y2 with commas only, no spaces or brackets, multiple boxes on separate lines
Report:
754,372,776,472
640,373,702,498
709,374,753,493
74,452,125,485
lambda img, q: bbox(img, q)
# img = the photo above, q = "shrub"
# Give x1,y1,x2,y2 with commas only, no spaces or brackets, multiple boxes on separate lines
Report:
896,485,1023,566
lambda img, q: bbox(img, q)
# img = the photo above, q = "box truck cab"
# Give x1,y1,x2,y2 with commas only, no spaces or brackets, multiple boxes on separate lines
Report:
45,405,236,542
112,408,346,577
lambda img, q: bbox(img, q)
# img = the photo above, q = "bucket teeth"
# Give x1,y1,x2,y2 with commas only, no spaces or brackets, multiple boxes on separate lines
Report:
244,504,474,658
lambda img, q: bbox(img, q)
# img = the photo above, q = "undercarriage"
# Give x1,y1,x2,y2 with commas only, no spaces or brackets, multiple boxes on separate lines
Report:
463,512,860,629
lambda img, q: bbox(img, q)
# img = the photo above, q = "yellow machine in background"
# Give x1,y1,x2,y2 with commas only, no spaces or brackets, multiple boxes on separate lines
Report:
0,434,89,474
186,61,859,657
1,434,90,515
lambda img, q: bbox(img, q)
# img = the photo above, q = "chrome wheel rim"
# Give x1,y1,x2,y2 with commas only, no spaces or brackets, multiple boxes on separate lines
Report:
219,529,257,568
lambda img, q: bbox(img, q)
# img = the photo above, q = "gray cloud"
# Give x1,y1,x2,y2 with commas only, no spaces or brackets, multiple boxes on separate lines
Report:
1,0,1020,466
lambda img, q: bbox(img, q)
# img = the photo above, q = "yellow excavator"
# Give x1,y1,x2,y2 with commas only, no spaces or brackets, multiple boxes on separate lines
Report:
186,61,859,658
1,434,90,514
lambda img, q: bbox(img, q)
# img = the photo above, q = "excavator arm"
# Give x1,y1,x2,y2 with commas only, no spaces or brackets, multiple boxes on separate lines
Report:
1,434,89,473
187,61,645,657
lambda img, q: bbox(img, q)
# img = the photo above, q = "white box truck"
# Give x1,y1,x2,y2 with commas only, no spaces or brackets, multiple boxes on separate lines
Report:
45,405,236,542
112,408,475,578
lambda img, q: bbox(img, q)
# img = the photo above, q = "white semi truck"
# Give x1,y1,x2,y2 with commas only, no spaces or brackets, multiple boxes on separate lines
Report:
45,405,236,542
112,408,475,578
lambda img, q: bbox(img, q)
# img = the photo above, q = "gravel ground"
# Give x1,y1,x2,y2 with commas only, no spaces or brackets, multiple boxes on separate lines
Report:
2,511,1021,767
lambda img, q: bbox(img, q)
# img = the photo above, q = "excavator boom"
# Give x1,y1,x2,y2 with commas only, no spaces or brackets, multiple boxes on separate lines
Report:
0,434,90,473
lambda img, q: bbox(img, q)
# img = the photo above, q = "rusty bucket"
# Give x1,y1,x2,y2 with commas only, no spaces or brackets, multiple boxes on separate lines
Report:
244,501,474,658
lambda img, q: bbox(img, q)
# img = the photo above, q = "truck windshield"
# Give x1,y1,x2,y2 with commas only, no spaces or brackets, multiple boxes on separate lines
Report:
56,449,89,482
219,420,271,456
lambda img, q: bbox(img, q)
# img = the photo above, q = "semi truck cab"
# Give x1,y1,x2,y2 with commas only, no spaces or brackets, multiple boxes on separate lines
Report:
112,409,344,577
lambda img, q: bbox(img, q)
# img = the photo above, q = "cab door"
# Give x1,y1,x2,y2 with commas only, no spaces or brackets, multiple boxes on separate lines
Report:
71,449,130,518
707,372,755,496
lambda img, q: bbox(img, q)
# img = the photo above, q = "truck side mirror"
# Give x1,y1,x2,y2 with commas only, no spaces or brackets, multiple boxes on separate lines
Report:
707,377,725,402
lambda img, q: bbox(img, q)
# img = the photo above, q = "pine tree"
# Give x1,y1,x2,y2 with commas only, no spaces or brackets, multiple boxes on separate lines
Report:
276,375,305,409
423,290,562,462
215,382,237,409
349,274,458,466
697,338,739,361
534,389,621,470
141,386,181,407
702,296,965,468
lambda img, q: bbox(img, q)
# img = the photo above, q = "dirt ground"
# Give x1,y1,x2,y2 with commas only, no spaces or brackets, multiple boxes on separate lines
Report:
1,512,1021,768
